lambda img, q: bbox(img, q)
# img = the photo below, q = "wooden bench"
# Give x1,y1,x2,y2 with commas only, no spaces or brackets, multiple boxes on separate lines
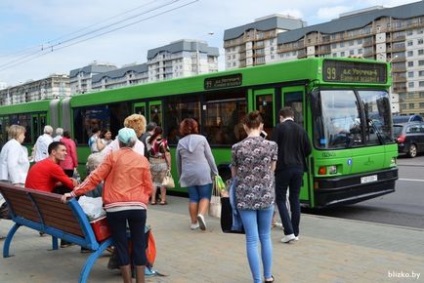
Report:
0,182,113,283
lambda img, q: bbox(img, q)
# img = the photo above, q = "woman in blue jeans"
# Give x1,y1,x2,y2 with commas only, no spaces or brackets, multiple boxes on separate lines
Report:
231,111,278,283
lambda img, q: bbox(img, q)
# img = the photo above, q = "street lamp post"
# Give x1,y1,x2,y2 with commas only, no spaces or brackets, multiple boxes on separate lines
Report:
196,32,214,75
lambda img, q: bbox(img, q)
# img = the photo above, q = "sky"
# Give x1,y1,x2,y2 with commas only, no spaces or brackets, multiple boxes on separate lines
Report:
0,0,421,86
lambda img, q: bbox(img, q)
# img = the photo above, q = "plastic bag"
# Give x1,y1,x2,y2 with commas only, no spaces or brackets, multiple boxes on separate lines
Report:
78,195,106,220
214,175,226,192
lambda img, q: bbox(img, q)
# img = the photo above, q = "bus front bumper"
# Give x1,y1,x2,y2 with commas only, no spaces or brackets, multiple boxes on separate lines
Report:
313,167,398,208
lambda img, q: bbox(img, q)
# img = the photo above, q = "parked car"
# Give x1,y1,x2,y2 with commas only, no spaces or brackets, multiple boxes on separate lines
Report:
392,114,423,124
394,121,424,158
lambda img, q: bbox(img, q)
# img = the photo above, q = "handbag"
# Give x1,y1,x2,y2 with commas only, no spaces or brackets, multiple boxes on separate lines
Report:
209,175,224,218
220,178,244,234
161,170,175,189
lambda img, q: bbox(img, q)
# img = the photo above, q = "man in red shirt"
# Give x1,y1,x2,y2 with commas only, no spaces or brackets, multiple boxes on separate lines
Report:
25,141,77,193
26,141,78,247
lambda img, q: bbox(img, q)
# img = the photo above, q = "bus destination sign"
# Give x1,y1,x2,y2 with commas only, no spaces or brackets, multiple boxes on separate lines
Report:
323,60,387,84
204,74,242,90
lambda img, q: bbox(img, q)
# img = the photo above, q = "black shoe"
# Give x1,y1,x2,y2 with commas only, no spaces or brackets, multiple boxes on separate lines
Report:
60,240,74,248
80,247,92,253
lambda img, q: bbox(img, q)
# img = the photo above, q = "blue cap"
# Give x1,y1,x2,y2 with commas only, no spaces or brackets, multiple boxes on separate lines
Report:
118,127,136,144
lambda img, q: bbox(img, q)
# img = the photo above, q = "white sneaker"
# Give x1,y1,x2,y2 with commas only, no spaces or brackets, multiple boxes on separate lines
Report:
294,236,299,241
280,234,296,243
190,223,199,230
197,214,207,231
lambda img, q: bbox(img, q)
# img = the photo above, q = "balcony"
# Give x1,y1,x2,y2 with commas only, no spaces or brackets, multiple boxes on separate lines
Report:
297,51,307,59
388,35,406,43
393,76,407,83
363,50,375,57
392,66,407,72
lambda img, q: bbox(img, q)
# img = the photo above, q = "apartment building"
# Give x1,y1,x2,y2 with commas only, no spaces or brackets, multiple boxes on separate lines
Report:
147,39,219,82
69,62,118,94
224,1,424,116
91,63,148,91
0,75,70,106
223,14,306,69
75,39,219,92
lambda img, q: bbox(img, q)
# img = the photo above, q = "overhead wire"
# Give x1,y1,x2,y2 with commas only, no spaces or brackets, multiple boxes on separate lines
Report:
0,0,163,59
0,0,198,72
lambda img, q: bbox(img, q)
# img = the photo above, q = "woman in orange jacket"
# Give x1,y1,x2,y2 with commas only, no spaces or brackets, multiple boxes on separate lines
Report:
63,127,152,283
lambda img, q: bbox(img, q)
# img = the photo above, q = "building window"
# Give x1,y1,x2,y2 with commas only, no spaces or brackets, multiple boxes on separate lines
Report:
420,102,424,108
408,61,414,67
419,49,424,55
408,71,414,78
358,49,363,54
341,51,345,57
420,81,424,87
418,39,424,45
409,82,415,88
419,60,424,66
340,42,344,47
407,41,413,46
407,51,414,57
409,103,415,109
400,103,407,110
419,71,424,77
357,39,362,44
419,92,424,98
408,92,415,99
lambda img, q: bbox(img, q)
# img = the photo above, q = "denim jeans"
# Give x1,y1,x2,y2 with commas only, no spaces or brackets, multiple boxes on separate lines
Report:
187,183,212,202
275,167,303,236
238,206,274,283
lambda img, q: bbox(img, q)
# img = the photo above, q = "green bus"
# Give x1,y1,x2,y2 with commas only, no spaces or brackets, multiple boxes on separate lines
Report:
0,57,398,208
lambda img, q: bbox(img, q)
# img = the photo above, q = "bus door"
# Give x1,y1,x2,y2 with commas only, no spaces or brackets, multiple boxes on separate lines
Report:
31,114,40,143
148,101,162,127
133,102,146,117
0,116,9,149
280,86,311,206
252,89,275,137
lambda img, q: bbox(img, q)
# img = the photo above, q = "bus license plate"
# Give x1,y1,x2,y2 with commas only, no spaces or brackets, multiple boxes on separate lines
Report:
361,175,378,184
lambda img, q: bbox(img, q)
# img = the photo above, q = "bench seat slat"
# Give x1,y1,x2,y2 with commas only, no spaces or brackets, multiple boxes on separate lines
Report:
0,183,112,283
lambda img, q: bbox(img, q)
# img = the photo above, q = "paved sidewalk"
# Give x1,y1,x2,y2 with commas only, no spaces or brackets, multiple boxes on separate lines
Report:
0,196,423,283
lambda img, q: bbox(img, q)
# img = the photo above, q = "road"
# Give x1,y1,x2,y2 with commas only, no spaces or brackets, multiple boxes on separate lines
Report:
307,154,424,229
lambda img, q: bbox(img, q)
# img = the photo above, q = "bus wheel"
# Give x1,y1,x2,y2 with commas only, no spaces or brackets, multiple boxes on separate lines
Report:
408,144,417,158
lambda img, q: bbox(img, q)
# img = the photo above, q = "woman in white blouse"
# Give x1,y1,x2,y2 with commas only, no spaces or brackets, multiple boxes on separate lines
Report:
0,125,30,187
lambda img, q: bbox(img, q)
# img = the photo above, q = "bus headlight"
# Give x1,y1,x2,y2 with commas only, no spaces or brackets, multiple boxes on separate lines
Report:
318,165,338,175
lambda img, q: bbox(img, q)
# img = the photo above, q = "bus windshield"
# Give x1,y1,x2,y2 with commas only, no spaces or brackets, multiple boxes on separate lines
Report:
313,89,393,149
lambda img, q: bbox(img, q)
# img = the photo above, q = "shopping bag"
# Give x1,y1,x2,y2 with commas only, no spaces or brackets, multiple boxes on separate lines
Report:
220,178,244,234
161,170,175,189
209,176,223,218
214,175,226,191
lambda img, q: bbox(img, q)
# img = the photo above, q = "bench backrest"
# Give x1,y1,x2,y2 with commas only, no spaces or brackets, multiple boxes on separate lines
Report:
0,182,100,249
